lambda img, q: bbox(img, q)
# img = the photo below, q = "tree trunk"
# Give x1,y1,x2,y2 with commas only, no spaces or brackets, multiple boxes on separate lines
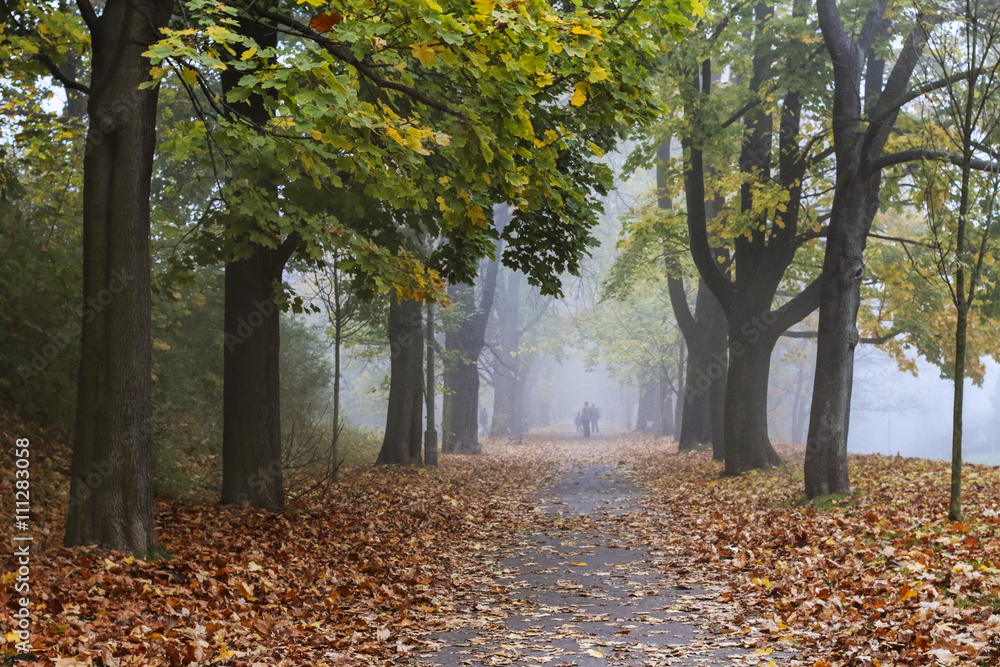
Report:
442,353,482,454
424,302,438,466
659,369,674,437
64,0,172,554
805,0,926,498
723,317,783,475
804,212,867,496
674,343,684,440
635,381,659,431
441,252,499,453
376,294,424,465
490,269,521,437
221,251,284,508
670,278,727,451
218,18,288,509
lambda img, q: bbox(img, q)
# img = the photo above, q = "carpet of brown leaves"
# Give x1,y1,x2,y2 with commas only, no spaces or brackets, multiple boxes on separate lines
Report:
624,439,1000,667
3,419,1000,666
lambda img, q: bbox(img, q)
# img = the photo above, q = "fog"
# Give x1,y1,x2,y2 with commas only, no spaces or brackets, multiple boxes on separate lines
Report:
310,154,999,468
849,352,1000,464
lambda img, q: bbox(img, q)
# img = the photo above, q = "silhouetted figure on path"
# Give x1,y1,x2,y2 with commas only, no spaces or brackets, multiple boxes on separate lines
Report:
592,404,601,433
581,402,593,437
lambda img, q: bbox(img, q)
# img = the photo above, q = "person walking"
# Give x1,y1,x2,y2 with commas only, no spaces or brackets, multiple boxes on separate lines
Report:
592,404,601,433
574,411,583,433
581,402,593,437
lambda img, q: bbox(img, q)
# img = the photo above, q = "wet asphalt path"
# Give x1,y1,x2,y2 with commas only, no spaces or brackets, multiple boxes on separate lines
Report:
416,463,786,666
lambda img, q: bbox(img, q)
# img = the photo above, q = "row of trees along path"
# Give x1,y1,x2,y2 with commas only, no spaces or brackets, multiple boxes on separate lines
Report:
419,428,798,666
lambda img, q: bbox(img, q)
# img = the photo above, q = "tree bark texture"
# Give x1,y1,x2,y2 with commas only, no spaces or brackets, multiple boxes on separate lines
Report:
221,252,285,507
805,0,926,496
723,312,783,473
442,255,499,453
669,277,727,452
377,294,425,465
65,0,172,554
681,7,821,473
219,17,288,509
635,381,659,431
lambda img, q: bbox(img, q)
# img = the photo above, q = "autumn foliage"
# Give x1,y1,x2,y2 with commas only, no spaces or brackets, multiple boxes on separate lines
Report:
4,423,1000,665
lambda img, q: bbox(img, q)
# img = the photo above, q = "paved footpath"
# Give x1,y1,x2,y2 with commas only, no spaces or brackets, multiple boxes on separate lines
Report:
416,459,794,666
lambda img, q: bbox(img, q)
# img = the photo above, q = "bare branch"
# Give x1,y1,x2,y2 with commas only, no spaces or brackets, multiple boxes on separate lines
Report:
869,148,1000,175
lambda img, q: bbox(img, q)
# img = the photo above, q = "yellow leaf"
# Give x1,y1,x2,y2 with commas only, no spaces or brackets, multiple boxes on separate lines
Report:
411,42,438,66
4,631,20,643
587,66,611,82
240,46,257,61
570,82,587,107
587,648,603,657
571,562,587,566
236,580,255,599
754,647,774,655
217,645,236,660
180,68,198,85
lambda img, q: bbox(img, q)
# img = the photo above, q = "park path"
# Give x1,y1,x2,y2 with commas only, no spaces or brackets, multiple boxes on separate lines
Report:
415,430,796,666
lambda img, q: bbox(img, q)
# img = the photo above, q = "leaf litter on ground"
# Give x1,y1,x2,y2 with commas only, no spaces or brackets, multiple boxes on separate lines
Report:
3,417,1000,666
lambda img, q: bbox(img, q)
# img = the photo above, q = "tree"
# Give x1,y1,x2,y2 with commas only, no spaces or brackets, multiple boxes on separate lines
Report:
59,0,173,553
376,291,425,465
309,253,370,482
440,250,500,454
657,139,726,456
907,2,1000,518
216,17,289,509
673,0,827,474
801,0,993,497
147,0,693,478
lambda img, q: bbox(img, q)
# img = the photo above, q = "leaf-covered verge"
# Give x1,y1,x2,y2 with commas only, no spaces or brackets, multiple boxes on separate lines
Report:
5,422,1000,666
0,414,559,665
624,442,1000,666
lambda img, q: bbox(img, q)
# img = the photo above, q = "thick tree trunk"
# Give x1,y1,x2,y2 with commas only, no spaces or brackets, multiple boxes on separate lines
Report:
441,253,499,453
670,278,727,452
377,295,424,465
442,356,482,454
806,0,926,498
723,316,783,475
221,252,284,507
65,0,172,554
218,18,288,509
804,214,866,496
635,381,659,431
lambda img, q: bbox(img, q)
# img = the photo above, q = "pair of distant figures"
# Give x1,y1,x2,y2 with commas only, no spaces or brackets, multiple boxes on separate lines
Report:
574,402,600,437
